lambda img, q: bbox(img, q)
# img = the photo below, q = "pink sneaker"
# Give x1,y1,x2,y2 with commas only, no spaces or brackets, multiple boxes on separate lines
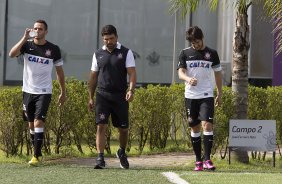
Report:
194,161,203,171
203,160,216,170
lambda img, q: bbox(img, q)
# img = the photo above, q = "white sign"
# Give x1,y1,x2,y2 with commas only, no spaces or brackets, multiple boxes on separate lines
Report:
229,120,276,151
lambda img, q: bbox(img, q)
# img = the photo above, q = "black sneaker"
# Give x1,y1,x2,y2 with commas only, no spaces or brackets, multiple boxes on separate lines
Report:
94,157,105,169
116,149,129,169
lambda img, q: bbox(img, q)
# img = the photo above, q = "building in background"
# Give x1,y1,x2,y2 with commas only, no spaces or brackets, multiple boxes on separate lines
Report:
0,0,278,87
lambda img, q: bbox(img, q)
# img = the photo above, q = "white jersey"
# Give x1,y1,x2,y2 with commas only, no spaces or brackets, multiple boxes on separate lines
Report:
20,41,63,94
177,46,222,99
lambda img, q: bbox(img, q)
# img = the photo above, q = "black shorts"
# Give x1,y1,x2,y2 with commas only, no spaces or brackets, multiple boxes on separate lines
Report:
185,97,214,127
95,91,129,128
22,92,52,122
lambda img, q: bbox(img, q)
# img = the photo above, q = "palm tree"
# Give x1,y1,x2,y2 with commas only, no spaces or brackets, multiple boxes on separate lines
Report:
169,0,282,163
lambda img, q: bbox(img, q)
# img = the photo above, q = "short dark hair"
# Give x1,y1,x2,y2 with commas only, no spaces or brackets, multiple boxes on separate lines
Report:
186,26,204,42
35,19,48,30
101,25,117,36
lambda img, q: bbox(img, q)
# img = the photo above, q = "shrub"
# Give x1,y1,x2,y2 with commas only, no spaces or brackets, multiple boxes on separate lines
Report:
1,82,282,158
0,87,25,157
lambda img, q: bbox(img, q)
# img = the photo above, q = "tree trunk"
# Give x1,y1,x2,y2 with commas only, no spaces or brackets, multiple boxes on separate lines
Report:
231,8,250,163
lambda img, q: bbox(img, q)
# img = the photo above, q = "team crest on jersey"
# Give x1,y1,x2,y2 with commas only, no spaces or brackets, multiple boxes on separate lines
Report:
45,49,52,57
204,52,211,60
117,53,123,59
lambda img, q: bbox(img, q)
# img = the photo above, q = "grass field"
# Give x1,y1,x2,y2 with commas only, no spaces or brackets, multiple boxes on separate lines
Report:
175,171,282,184
0,164,171,184
0,134,281,183
0,141,281,184
0,157,281,184
0,163,281,184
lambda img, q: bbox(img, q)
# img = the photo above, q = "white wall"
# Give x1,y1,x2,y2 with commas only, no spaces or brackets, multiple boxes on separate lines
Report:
5,0,99,83
4,0,186,85
249,4,273,78
0,0,6,86
1,0,274,86
217,2,235,86
100,0,186,84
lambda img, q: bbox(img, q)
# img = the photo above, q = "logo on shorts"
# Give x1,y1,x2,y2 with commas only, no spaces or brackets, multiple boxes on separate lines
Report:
188,117,193,123
187,108,190,115
99,113,106,120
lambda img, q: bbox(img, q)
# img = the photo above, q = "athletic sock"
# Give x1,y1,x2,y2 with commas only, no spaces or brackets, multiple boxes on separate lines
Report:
119,147,125,154
98,152,104,158
30,129,35,147
203,131,214,161
191,132,202,162
34,127,44,158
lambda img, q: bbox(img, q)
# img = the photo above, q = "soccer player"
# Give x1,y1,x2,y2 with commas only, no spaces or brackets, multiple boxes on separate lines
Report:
177,26,222,171
88,25,136,169
9,19,66,166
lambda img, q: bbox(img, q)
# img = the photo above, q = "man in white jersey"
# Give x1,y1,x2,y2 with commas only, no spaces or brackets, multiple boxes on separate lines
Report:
177,26,222,171
9,19,66,166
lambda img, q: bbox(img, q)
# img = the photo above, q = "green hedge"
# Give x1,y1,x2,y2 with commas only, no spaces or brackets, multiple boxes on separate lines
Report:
0,81,282,157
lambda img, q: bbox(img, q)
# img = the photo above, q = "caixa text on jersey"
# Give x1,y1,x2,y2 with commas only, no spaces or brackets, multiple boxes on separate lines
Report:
28,56,50,65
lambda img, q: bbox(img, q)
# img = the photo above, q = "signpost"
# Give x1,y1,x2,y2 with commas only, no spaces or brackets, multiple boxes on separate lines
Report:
228,120,276,166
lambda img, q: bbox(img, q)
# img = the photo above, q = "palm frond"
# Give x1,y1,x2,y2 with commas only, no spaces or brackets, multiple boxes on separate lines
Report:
168,0,201,17
262,0,282,55
208,0,220,11
168,0,282,54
